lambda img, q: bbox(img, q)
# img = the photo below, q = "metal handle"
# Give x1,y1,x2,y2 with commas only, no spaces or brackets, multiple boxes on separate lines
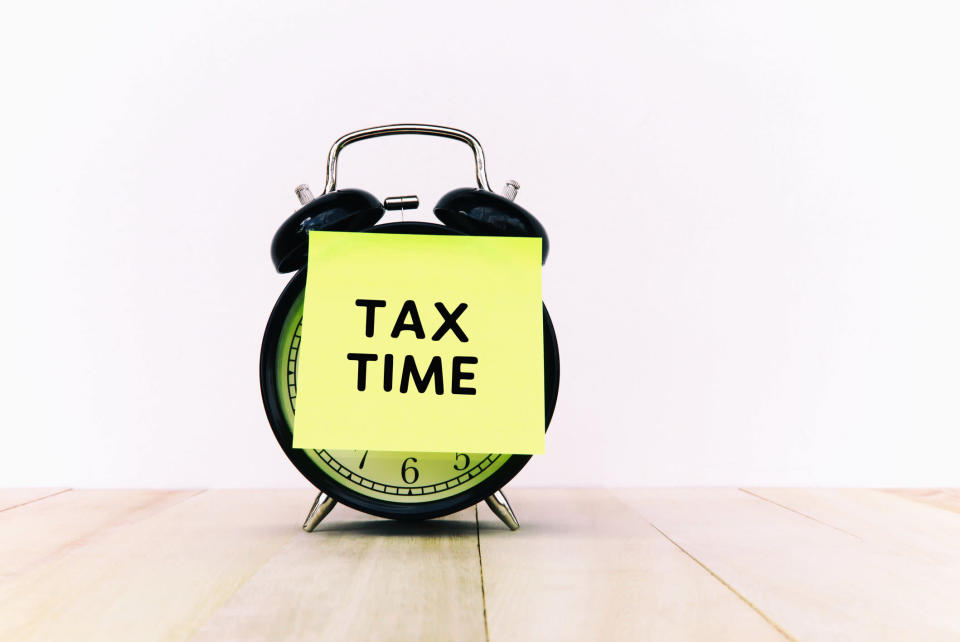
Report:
322,124,491,194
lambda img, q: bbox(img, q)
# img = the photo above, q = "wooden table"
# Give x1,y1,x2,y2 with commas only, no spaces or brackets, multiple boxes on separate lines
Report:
2,488,958,641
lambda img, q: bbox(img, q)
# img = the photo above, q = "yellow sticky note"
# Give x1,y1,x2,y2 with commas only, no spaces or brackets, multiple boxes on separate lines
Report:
293,231,545,455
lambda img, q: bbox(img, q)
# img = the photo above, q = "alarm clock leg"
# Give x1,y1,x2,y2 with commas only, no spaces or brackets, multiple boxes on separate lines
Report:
302,492,337,532
484,490,520,531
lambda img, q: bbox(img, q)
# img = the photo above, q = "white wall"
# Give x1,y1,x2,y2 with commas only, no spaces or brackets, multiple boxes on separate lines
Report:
2,1,959,488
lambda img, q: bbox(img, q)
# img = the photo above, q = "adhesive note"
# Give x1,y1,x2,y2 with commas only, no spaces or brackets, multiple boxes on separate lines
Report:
293,231,545,454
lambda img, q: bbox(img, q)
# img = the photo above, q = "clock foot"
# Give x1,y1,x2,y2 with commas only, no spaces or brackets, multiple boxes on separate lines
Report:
302,492,337,532
484,490,520,530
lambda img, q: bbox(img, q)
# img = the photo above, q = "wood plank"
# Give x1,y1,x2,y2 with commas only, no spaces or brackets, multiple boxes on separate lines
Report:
0,488,68,512
6,488,960,641
616,488,960,642
884,488,960,516
478,489,786,642
0,489,198,580
746,488,960,561
191,506,485,642
0,489,314,642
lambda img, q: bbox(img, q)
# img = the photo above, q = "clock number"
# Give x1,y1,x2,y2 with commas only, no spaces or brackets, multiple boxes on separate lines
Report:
453,453,470,471
359,451,368,469
401,457,419,484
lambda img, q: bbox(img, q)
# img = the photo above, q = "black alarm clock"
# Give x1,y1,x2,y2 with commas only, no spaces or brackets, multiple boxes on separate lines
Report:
259,124,560,530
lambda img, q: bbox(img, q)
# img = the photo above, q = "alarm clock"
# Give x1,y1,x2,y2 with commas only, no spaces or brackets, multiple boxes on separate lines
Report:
259,124,560,530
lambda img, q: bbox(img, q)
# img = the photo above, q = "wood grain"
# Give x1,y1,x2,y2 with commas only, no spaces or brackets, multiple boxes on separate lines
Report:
0,490,312,642
477,489,786,642
0,489,197,580
617,488,960,642
746,488,960,560
4,488,960,641
191,506,484,642
884,488,960,515
0,488,68,512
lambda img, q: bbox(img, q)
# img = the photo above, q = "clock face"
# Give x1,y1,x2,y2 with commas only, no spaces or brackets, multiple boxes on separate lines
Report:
274,289,510,503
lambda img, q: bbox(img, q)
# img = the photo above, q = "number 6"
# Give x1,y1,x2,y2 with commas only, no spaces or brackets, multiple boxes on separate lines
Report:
401,457,419,484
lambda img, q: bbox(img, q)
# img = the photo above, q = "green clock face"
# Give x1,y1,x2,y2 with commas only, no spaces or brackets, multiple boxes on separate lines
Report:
274,289,511,504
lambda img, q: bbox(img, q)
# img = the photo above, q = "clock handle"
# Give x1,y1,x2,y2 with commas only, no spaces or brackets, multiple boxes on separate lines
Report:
321,123,492,194
302,492,337,532
484,490,520,530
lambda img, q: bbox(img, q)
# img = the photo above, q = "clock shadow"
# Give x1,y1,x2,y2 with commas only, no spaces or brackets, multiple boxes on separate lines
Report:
310,518,479,537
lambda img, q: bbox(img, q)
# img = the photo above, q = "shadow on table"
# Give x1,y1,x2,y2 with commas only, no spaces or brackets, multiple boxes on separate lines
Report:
309,518,480,536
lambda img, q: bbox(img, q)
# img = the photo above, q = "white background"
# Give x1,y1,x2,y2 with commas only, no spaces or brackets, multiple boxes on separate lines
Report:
2,1,959,488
